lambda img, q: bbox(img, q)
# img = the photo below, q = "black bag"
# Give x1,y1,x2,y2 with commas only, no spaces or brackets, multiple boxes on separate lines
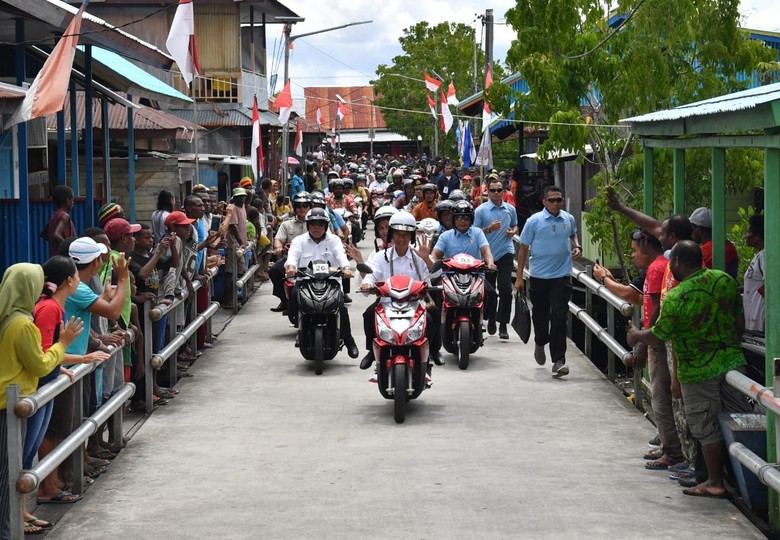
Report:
511,291,531,344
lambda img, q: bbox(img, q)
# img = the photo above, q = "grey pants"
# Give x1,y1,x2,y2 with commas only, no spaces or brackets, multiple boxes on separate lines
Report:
648,345,684,462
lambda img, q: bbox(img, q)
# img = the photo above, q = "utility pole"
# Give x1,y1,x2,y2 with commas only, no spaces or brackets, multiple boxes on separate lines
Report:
485,9,493,78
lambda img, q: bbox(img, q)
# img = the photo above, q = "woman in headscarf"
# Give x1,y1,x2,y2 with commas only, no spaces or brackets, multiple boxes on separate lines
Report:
0,263,84,537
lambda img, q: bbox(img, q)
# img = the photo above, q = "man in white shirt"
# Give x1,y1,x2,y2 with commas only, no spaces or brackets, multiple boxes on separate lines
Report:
285,208,359,358
359,211,442,372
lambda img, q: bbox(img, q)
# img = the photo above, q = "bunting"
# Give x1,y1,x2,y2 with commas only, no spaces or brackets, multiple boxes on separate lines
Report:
440,91,453,134
251,96,264,180
424,73,442,92
166,0,200,86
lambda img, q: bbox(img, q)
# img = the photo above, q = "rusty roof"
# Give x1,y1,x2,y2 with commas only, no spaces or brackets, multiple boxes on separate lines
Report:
301,86,387,132
47,91,202,138
168,103,280,127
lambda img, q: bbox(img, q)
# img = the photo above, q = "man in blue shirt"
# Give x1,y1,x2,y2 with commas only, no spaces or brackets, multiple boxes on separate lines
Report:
475,175,518,339
436,162,460,199
290,167,305,198
515,186,581,377
432,201,495,266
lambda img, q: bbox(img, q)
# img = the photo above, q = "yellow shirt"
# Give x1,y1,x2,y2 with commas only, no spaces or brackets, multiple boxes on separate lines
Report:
0,316,65,410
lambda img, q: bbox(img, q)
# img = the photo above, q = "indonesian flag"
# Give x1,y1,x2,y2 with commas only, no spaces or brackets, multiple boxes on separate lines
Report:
447,82,458,105
337,102,348,121
251,96,264,180
7,3,86,128
440,91,453,134
315,101,323,126
482,67,493,133
424,73,441,92
166,0,200,86
294,119,303,156
426,93,437,119
275,80,293,125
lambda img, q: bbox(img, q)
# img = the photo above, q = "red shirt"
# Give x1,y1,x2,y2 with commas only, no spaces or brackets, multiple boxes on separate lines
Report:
33,297,65,384
643,254,667,329
701,240,739,279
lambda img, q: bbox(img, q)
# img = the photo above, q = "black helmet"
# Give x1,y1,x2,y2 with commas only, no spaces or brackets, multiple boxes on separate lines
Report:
435,199,454,218
329,178,344,189
403,178,415,188
310,191,326,207
292,191,312,206
305,207,330,225
421,183,436,194
450,200,474,224
448,189,467,202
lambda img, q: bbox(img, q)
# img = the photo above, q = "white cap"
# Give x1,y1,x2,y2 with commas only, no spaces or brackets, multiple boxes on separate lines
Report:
69,237,108,264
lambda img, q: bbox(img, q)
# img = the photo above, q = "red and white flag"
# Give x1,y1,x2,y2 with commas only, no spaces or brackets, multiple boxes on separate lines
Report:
424,73,441,92
251,96,264,180
275,80,293,125
336,102,348,121
440,91,453,134
7,3,86,128
294,119,303,156
315,101,323,126
447,82,458,105
482,67,493,133
166,0,200,87
426,93,437,120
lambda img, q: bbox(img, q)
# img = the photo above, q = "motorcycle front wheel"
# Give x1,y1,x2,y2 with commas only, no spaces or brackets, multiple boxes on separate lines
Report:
314,327,324,375
393,363,407,424
458,320,470,370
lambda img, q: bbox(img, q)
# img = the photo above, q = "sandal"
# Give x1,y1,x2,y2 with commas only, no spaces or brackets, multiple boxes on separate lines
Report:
645,459,677,470
37,491,82,504
26,517,53,530
24,522,47,535
643,448,664,460
88,457,110,468
154,389,177,399
88,449,117,460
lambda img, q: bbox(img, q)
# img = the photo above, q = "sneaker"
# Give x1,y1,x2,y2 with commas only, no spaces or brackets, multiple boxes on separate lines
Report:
369,364,378,383
487,319,497,335
552,360,569,377
534,344,546,365
343,294,353,304
499,324,509,340
648,434,661,448
425,366,433,388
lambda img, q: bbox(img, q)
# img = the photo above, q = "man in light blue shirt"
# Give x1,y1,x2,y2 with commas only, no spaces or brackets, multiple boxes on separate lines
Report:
515,186,581,377
432,202,494,265
474,175,518,339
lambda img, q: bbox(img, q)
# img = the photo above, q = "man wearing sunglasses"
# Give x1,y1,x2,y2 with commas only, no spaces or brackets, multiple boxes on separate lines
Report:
475,176,518,339
268,192,313,313
515,186,580,377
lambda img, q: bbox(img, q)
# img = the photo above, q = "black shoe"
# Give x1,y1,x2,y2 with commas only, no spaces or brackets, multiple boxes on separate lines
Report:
343,294,353,305
294,334,300,348
499,324,509,340
360,351,375,369
345,340,359,359
270,301,287,312
430,349,444,366
282,309,288,317
487,319,497,335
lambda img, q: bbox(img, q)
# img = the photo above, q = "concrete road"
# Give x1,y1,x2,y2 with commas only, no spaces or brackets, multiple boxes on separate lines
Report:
42,235,762,539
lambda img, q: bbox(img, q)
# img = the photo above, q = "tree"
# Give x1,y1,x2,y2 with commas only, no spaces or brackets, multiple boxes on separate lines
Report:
499,0,776,272
373,22,492,159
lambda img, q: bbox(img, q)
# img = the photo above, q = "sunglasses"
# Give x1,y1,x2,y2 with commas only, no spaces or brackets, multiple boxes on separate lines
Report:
454,215,471,221
546,197,564,203
489,188,504,193
294,203,312,209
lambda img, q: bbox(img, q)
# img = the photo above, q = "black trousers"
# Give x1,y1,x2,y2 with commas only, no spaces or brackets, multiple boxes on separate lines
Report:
484,252,514,324
268,258,287,303
362,298,440,352
528,276,572,363
288,285,353,342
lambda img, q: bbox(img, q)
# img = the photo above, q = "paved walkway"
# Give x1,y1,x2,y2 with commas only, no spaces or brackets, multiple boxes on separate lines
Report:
40,236,762,539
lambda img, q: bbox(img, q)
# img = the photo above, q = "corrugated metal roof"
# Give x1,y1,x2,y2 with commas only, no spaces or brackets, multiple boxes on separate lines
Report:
46,91,202,136
0,82,26,100
75,46,191,106
622,82,780,124
338,131,410,144
168,103,280,127
301,86,387,131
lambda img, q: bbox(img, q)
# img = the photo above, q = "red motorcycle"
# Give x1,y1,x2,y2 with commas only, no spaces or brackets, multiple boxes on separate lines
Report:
360,267,431,424
439,253,487,370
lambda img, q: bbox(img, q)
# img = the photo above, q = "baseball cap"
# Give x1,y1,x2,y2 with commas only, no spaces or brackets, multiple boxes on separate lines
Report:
689,207,712,228
164,211,196,227
240,177,254,188
69,237,109,264
232,187,248,197
104,218,141,241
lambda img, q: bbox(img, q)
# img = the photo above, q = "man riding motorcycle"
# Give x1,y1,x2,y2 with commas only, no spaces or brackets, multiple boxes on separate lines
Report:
268,191,312,313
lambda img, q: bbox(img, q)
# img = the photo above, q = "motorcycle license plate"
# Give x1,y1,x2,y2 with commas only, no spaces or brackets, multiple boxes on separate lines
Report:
312,262,329,274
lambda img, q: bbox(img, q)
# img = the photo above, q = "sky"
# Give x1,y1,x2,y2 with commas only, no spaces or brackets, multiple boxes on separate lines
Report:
274,0,780,100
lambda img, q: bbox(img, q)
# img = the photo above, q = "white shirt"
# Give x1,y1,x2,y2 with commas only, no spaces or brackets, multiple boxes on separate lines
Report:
285,231,350,270
362,246,429,287
368,180,389,194
743,249,765,333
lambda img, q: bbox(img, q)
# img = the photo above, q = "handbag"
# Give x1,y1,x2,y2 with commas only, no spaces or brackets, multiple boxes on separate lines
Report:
511,291,531,344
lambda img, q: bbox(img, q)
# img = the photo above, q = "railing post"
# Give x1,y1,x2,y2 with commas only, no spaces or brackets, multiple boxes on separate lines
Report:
71,378,85,494
144,300,154,415
232,248,239,315
6,385,24,540
167,302,177,388
206,278,214,342
188,295,198,355
584,265,593,359
607,304,616,383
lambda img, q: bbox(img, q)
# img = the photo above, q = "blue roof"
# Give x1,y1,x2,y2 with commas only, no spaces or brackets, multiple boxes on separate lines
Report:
77,46,191,105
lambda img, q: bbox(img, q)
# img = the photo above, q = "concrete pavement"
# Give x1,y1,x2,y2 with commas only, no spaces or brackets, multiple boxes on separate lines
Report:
41,235,762,539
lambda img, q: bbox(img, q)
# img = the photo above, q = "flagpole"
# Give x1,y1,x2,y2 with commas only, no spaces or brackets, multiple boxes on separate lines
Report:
434,91,439,158
192,80,199,189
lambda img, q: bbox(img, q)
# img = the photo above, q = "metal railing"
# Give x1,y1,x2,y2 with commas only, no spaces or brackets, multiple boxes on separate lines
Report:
232,247,261,314
6,331,135,540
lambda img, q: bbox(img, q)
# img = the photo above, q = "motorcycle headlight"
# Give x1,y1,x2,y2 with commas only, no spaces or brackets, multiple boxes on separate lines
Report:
405,314,425,344
376,317,395,343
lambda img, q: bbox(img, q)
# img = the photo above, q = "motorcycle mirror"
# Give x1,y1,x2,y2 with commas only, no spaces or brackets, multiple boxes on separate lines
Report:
356,263,373,274
430,260,443,273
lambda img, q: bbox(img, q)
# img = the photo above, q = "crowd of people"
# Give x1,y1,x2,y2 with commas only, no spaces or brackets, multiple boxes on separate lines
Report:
0,146,769,537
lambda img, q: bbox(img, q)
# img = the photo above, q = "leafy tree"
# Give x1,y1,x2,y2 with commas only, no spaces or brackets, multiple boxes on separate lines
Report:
373,22,502,159
499,0,776,274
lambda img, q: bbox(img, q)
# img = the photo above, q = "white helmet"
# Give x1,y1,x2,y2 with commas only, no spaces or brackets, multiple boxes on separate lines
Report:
373,205,398,224
388,211,417,233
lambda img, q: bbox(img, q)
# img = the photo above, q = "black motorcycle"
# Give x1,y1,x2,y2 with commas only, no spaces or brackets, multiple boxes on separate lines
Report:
288,260,345,375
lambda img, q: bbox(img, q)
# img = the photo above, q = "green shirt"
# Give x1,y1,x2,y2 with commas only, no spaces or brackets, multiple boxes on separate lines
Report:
99,249,132,325
651,268,745,384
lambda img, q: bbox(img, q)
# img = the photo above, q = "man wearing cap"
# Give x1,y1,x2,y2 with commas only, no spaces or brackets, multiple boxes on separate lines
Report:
239,177,255,197
165,210,200,298
688,207,739,279
98,202,124,228
219,188,249,309
101,219,142,332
